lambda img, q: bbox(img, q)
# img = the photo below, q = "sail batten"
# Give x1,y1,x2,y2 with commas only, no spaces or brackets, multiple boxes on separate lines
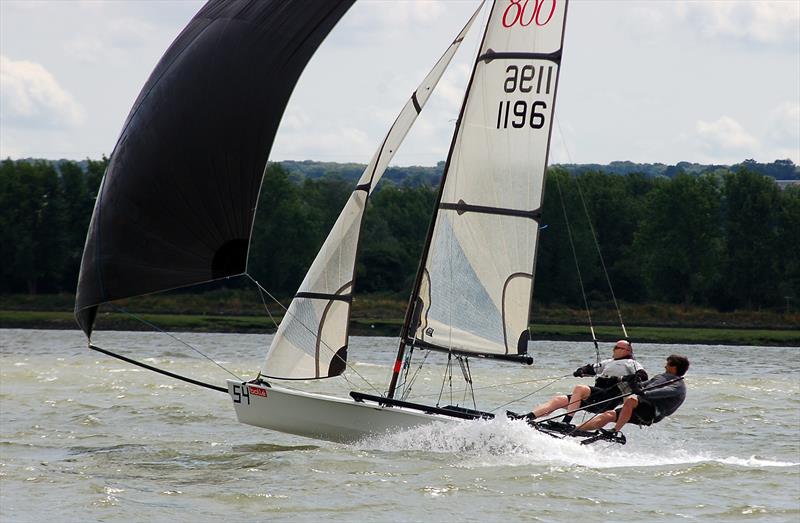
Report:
260,3,487,380
439,201,542,220
479,50,562,62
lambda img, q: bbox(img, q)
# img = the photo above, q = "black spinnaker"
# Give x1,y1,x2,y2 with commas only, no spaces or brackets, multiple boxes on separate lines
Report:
75,0,354,337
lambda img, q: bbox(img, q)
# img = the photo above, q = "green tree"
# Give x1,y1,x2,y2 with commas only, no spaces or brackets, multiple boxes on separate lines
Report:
777,185,800,309
58,160,91,291
568,170,653,303
85,156,108,196
0,160,66,293
248,165,350,295
0,160,18,291
720,169,782,308
359,184,437,294
633,173,723,304
535,168,597,306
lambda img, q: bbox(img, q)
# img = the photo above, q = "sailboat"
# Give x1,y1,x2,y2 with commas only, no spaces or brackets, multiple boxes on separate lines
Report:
75,0,586,444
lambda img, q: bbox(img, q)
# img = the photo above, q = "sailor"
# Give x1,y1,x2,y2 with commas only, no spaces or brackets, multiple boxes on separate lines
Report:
577,354,689,433
526,340,648,425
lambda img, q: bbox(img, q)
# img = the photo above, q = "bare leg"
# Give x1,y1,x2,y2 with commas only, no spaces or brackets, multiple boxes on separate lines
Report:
564,384,591,417
577,410,617,431
614,396,638,432
532,395,569,418
532,383,592,419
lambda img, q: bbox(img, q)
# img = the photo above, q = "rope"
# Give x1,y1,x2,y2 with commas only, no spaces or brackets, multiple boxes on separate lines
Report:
401,348,430,401
555,174,599,359
405,374,564,400
572,177,628,339
555,117,628,348
491,373,571,413
464,357,477,411
253,278,281,330
436,353,453,408
109,304,243,381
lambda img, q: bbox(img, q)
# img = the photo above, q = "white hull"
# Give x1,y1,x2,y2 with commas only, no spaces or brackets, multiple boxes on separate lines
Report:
227,380,458,443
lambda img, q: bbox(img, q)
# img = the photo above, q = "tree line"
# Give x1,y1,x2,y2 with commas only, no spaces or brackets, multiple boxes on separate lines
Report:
1,158,798,311
280,158,798,184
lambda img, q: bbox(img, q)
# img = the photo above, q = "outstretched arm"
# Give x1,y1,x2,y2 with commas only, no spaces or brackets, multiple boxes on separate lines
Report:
573,363,596,377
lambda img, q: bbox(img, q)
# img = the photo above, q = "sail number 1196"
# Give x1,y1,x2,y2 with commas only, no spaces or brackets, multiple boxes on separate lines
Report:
496,64,553,130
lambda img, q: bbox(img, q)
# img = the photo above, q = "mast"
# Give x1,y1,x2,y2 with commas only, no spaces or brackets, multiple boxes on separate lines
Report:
387,2,495,399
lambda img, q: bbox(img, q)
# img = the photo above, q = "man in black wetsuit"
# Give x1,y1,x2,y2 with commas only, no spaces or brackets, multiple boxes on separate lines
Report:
578,354,689,432
525,340,648,425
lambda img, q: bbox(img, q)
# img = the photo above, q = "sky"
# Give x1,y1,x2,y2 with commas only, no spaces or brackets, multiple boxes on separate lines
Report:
1,0,798,167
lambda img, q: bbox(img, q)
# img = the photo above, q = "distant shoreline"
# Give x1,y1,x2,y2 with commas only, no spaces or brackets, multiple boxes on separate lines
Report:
2,310,797,347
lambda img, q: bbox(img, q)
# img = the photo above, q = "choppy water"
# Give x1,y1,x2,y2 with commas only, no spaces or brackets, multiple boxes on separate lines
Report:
1,329,798,522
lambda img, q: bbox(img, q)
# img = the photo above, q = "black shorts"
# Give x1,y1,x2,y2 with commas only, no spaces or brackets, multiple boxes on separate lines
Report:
568,386,623,414
616,397,656,426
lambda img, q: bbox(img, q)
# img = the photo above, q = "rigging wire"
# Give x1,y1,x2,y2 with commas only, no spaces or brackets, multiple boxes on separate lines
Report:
554,117,628,341
407,373,571,399
571,172,628,339
437,352,454,407
461,356,477,411
396,347,412,399
554,173,599,360
109,304,243,381
400,347,432,402
490,373,571,413
101,276,378,396
253,278,281,331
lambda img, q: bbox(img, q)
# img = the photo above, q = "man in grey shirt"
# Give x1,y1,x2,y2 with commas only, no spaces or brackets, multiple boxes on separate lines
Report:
578,354,689,432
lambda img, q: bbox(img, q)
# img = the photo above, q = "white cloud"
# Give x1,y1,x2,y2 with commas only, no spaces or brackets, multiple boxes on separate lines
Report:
765,102,800,162
65,36,111,65
695,116,759,158
674,1,800,45
106,17,159,49
274,126,373,161
279,106,313,132
0,1,796,164
66,16,157,64
0,55,85,128
435,63,471,111
0,136,21,159
767,102,800,147
622,4,671,41
337,0,450,46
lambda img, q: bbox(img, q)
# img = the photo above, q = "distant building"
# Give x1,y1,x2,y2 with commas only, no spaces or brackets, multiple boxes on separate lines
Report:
776,180,800,190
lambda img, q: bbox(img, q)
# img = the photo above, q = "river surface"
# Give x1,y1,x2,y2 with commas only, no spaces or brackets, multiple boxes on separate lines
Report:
1,329,798,522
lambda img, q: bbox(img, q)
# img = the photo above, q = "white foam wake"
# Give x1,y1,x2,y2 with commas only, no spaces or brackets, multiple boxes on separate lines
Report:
360,416,799,469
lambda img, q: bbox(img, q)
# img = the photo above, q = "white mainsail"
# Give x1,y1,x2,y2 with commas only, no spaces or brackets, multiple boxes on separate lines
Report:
411,0,568,357
261,3,486,379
